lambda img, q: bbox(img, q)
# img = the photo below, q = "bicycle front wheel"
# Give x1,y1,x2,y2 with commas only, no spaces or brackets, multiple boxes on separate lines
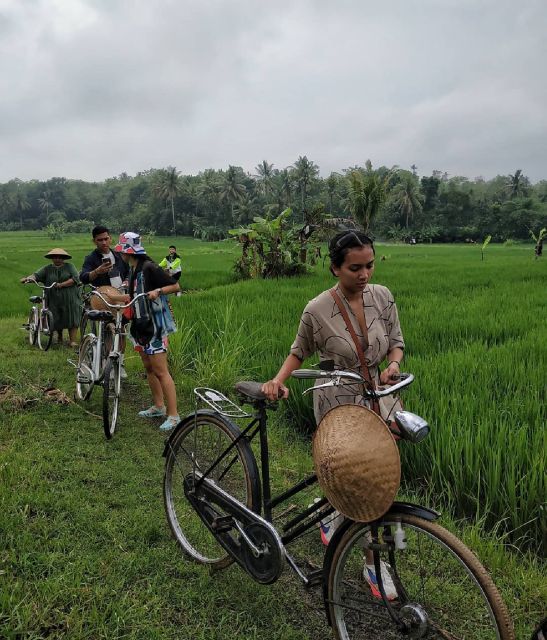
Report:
102,358,121,439
327,515,514,640
99,323,115,380
163,412,260,569
76,334,96,401
37,310,54,351
27,307,38,346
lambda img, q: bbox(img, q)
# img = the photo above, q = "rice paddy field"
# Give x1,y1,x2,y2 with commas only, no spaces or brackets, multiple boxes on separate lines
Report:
0,231,545,639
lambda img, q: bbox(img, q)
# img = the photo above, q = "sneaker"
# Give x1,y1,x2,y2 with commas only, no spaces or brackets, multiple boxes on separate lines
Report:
364,560,398,601
138,405,166,418
159,415,180,431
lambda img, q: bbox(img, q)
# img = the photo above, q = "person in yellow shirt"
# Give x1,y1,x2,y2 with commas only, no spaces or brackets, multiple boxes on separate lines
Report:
159,246,182,296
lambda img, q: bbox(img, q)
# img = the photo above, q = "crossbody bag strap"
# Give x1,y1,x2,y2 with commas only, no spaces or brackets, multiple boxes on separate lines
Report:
330,287,380,415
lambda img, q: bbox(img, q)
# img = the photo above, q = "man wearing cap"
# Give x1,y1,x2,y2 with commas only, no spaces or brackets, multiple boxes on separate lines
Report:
80,225,129,289
20,248,81,347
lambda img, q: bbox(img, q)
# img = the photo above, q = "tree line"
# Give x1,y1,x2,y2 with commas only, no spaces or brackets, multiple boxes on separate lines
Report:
1,159,546,243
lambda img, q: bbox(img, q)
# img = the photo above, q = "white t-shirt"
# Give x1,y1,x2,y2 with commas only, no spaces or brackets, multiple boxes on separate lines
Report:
103,251,123,290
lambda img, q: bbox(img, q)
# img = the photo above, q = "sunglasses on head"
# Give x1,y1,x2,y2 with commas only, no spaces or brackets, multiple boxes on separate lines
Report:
334,231,373,251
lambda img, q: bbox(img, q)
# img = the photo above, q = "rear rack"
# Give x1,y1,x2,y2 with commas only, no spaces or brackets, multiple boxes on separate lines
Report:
193,387,251,418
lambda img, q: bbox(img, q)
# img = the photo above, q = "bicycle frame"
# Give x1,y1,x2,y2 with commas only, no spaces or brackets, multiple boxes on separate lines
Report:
171,371,420,586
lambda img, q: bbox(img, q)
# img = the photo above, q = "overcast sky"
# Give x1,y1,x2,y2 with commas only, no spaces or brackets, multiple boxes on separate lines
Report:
1,0,546,183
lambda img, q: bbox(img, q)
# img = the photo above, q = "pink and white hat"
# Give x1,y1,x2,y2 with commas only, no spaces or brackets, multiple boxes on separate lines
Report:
114,232,147,255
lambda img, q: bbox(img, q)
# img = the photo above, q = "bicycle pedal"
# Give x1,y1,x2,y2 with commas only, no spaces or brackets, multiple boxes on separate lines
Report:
211,515,234,533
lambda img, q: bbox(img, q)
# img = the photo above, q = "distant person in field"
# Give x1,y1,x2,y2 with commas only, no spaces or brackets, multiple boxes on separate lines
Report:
262,230,405,601
159,245,182,296
115,232,181,432
79,225,129,290
20,248,81,347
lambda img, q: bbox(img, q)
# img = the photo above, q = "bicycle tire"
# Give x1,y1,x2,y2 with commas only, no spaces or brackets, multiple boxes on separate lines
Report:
37,310,54,351
102,358,121,439
326,514,514,640
75,334,96,401
27,307,38,346
100,323,115,380
163,412,260,569
78,312,95,351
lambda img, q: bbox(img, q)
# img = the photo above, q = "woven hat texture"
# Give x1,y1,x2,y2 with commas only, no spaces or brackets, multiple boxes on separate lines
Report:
44,248,72,259
90,285,121,311
312,404,400,522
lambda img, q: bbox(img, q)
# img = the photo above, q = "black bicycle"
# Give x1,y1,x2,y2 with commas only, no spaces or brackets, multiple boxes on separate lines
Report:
163,368,514,639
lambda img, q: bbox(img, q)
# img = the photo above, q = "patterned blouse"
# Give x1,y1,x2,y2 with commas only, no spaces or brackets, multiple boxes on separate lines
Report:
290,283,405,424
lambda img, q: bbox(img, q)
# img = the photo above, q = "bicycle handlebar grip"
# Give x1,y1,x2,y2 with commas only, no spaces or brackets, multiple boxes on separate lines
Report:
291,369,324,379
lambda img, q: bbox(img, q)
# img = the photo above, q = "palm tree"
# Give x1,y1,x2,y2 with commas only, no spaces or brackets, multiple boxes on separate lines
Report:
197,169,221,222
154,166,181,235
0,189,13,223
37,190,53,222
506,169,529,199
14,190,31,230
326,172,339,214
291,156,319,214
254,160,275,199
390,171,424,228
343,166,391,232
278,168,293,208
220,166,246,224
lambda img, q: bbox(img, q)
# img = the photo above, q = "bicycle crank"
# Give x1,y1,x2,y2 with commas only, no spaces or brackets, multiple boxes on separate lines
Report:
184,472,284,584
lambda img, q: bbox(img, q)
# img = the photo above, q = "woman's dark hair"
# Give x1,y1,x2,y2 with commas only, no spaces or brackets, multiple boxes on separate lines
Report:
329,230,375,268
169,245,176,250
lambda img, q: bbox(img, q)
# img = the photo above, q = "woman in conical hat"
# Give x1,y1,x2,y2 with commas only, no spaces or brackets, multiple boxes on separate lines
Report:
20,248,82,347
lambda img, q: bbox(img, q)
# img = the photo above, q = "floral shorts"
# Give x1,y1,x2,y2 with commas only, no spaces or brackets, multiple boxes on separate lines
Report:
133,335,168,356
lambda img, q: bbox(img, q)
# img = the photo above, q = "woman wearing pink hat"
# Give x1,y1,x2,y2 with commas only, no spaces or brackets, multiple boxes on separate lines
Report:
114,232,181,431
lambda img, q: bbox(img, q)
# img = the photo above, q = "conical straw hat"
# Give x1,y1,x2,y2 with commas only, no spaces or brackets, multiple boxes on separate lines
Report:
312,404,400,522
90,285,121,311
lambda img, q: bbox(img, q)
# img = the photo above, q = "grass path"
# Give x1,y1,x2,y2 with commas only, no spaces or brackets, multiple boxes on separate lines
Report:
0,315,544,639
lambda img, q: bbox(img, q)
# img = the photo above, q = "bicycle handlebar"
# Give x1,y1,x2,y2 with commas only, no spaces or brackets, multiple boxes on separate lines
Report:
24,278,57,290
90,290,149,310
291,368,414,398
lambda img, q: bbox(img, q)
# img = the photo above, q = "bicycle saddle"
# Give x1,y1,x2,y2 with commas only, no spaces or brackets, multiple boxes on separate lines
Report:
86,310,114,322
234,381,267,403
29,296,42,303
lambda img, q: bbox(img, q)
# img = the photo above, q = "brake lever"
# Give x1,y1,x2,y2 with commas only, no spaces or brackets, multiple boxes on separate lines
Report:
302,380,336,395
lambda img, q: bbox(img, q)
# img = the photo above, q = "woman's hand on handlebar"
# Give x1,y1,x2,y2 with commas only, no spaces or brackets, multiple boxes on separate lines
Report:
261,379,289,401
380,361,401,386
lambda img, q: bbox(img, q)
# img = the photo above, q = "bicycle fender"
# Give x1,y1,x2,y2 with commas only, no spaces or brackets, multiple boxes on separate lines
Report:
385,501,440,521
161,409,236,457
320,502,440,626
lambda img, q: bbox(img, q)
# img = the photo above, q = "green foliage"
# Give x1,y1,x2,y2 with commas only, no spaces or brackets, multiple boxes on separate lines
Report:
0,236,545,638
1,164,547,247
230,208,307,279
481,234,492,260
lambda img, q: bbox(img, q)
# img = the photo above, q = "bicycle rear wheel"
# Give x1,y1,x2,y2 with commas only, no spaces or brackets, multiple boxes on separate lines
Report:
27,307,38,346
37,310,54,351
102,358,121,439
326,515,514,640
163,412,260,569
76,335,96,401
